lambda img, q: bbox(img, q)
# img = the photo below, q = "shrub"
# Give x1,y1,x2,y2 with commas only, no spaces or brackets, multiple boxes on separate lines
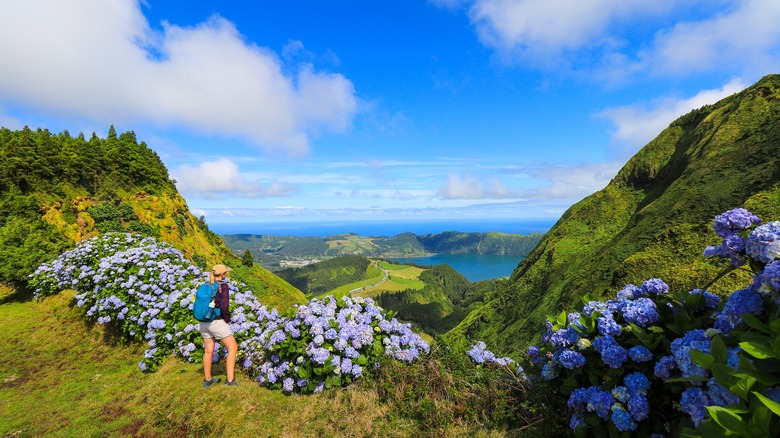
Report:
525,208,780,436
28,233,430,394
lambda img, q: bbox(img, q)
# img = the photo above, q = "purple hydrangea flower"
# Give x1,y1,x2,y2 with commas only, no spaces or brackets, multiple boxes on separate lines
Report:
746,221,780,264
712,208,761,238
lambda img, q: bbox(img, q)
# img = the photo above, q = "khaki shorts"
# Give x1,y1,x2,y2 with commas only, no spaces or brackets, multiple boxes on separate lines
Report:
199,319,234,341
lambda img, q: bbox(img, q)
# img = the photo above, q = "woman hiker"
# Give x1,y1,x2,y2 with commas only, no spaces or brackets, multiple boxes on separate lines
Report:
198,264,238,387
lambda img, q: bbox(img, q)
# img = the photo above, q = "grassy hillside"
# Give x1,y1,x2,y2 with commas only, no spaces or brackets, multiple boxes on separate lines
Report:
0,126,304,308
0,285,551,437
446,74,780,351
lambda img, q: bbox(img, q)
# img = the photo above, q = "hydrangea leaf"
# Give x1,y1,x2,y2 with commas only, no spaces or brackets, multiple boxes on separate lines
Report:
740,314,772,334
705,406,752,437
690,349,714,370
752,391,780,417
739,341,775,360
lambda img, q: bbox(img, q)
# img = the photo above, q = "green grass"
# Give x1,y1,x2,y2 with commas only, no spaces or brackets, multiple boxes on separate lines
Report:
0,288,412,436
0,285,540,436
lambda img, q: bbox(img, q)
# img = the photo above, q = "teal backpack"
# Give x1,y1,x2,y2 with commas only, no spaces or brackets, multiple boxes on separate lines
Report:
193,282,221,322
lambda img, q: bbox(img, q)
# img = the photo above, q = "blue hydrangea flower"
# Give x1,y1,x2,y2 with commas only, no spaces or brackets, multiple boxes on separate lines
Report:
654,355,676,379
627,394,650,421
671,329,711,379
611,405,637,432
706,378,739,407
550,327,580,348
688,288,722,310
641,278,669,295
622,297,659,327
569,413,586,430
559,349,586,369
541,362,558,380
594,336,628,368
612,386,630,403
681,387,710,425
714,288,764,333
617,284,643,301
624,372,651,393
628,345,653,363
597,315,622,336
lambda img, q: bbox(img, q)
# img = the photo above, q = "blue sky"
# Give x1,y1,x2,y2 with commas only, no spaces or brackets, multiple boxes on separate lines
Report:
1,1,778,231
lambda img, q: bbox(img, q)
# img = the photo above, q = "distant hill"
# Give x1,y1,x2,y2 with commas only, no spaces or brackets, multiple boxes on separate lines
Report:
445,74,780,351
0,126,305,308
222,231,544,270
277,255,503,335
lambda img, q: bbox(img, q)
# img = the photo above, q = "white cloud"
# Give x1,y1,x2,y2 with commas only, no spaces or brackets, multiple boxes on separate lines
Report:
439,161,621,202
598,78,746,158
0,0,358,155
173,158,299,200
523,162,621,200
631,0,780,78
465,0,780,80
438,173,516,199
468,0,667,63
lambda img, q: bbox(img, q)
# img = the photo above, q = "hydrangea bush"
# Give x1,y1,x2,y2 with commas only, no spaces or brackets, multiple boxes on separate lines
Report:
29,232,429,393
526,209,780,436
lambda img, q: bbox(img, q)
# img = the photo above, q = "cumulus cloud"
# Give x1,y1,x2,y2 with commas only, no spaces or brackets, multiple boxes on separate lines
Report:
598,78,746,158
468,0,667,63
173,158,299,200
438,173,516,199
465,0,780,79
629,0,780,78
0,0,357,155
439,161,621,202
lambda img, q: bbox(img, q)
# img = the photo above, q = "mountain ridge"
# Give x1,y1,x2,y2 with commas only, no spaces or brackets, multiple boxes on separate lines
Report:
445,74,780,351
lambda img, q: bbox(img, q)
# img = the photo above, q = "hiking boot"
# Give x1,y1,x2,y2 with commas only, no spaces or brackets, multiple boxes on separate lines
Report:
203,377,221,388
225,379,237,386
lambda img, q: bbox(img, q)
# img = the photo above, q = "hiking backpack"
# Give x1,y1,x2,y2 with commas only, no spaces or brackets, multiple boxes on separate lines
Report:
193,282,221,322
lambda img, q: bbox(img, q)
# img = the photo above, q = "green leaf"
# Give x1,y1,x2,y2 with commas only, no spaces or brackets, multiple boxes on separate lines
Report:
730,375,757,400
690,349,715,370
741,313,772,334
711,335,728,363
706,406,751,437
711,363,740,389
297,366,310,379
749,404,773,437
557,310,568,327
753,391,780,417
739,341,775,360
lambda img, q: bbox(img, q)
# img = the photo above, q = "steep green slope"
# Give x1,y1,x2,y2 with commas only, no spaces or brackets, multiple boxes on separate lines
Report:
447,74,780,351
0,126,304,307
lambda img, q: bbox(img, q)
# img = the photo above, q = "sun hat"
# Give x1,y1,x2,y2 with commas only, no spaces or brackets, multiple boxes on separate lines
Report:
212,264,233,275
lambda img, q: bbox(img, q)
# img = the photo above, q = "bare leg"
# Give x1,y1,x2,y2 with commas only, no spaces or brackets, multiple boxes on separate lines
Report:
222,335,238,382
203,337,215,381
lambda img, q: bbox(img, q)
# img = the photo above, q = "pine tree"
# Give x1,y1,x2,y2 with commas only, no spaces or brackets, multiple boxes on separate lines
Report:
241,249,254,267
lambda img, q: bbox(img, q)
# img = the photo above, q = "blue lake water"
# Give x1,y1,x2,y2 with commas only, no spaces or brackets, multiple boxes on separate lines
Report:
387,254,524,282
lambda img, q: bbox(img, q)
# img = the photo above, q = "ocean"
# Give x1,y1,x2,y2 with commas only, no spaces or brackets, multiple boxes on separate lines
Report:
210,218,555,237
